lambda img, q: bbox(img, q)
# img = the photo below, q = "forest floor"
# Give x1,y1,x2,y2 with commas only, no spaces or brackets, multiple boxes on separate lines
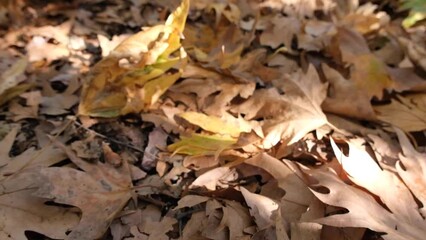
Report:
0,0,426,239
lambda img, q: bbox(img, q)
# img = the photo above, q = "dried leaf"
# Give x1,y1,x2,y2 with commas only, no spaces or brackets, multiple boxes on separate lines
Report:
330,138,423,224
178,111,251,137
307,168,426,240
395,128,426,214
240,187,279,230
233,65,328,148
167,133,236,156
33,142,134,240
78,0,189,117
0,176,79,240
375,94,426,132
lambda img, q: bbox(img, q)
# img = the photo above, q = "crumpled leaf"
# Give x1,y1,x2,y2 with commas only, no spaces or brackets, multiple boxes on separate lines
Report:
167,133,236,156
190,166,237,190
78,0,189,117
324,27,394,120
32,142,134,240
375,94,426,132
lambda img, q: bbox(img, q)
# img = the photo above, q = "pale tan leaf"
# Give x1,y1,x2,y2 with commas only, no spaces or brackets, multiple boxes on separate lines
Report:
33,142,134,240
174,195,210,210
331,138,423,225
190,166,237,190
0,57,27,96
233,65,328,148
375,94,426,132
307,168,426,240
395,128,426,212
0,175,79,240
240,187,279,230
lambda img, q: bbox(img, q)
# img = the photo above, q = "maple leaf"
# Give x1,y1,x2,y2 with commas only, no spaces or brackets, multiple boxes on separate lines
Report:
232,65,328,148
78,0,189,117
307,168,424,240
0,176,79,240
0,128,78,239
32,142,134,240
176,196,252,239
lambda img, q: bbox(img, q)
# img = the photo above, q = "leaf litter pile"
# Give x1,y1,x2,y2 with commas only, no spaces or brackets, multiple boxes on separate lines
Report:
0,0,426,239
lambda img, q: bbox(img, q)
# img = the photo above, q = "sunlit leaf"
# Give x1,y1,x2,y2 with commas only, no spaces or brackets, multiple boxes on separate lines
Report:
178,111,250,137
167,133,236,156
78,0,190,117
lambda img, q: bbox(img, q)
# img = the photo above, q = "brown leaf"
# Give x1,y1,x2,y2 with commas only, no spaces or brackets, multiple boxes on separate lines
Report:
395,128,426,216
0,175,79,240
33,142,134,240
375,94,426,132
233,65,328,147
0,127,67,180
240,187,279,230
322,64,377,120
307,168,426,240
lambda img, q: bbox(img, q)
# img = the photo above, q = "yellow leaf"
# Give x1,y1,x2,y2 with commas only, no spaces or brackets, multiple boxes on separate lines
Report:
0,57,30,106
167,133,236,156
78,0,189,117
351,54,393,99
0,83,34,106
178,111,248,137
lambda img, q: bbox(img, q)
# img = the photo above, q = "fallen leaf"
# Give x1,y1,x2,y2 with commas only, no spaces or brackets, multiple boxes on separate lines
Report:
0,127,67,180
240,187,279,230
78,0,189,117
33,142,134,240
233,65,328,148
167,133,237,156
307,168,426,240
190,166,237,190
395,128,426,215
40,93,79,115
177,111,251,137
330,138,423,224
142,127,168,170
0,175,79,240
321,64,377,120
375,94,426,132
0,57,27,96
